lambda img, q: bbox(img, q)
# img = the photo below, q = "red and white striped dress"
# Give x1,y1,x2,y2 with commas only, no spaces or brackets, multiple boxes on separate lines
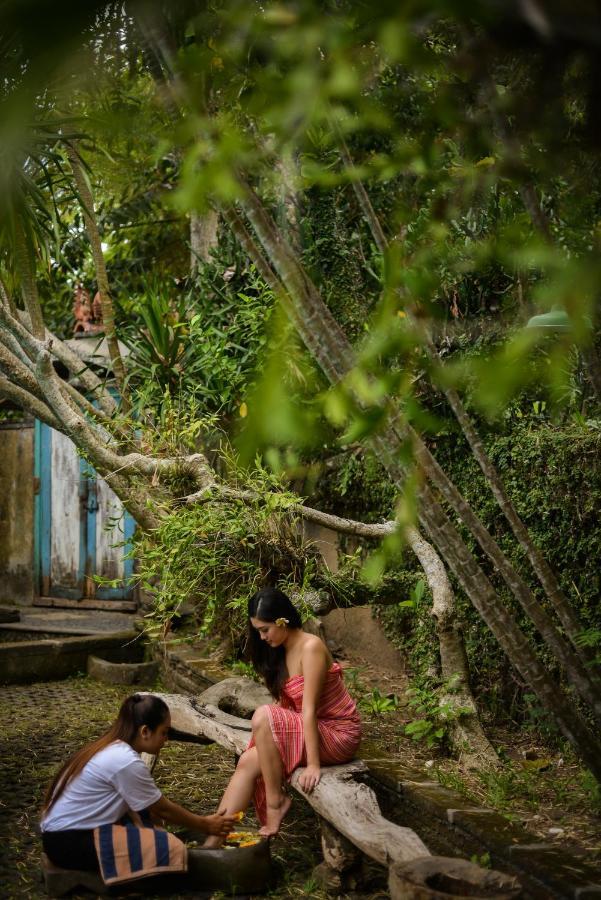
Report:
249,662,362,824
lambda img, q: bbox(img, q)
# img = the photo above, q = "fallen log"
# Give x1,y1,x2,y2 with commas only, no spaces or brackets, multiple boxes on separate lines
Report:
148,679,522,898
152,680,430,867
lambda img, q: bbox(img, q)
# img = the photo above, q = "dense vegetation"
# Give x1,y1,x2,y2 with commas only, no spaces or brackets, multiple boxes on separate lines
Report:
0,1,600,776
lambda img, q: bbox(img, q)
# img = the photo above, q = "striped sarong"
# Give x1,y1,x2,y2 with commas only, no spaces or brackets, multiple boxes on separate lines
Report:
93,810,187,886
249,662,362,824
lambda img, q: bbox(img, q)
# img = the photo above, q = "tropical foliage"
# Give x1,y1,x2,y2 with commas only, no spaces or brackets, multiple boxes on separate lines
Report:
0,1,600,779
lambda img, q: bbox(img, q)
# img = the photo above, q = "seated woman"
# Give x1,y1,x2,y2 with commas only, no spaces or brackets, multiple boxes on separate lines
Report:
41,693,235,883
204,587,362,845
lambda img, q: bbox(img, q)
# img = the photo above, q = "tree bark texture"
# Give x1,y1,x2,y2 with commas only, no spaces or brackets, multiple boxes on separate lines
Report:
12,218,45,339
190,209,219,271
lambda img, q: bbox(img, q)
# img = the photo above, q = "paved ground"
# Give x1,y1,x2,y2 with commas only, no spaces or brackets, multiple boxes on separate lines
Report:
0,676,388,899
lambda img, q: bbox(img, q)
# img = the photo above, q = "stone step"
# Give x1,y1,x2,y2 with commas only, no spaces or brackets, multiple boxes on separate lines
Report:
34,596,137,613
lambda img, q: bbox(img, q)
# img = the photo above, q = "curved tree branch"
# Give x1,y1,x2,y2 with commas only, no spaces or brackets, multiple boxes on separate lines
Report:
0,376,60,429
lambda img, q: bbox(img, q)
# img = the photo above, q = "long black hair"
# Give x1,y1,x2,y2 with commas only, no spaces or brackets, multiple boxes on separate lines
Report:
248,587,302,699
43,694,169,812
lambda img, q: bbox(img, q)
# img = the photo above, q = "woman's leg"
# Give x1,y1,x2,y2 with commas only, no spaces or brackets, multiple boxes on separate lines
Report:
251,706,291,837
203,747,262,848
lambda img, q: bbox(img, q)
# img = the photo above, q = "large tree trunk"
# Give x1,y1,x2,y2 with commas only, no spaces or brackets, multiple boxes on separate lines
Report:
190,209,219,272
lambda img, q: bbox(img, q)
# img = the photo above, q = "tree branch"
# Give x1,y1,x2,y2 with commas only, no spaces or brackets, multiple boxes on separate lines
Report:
66,142,129,408
0,376,60,429
7,306,117,415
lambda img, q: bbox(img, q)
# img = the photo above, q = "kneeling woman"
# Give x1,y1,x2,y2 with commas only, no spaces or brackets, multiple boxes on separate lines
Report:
41,694,235,885
205,587,362,844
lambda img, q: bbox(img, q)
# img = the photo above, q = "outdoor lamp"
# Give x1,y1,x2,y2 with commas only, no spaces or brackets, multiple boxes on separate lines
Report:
525,309,571,332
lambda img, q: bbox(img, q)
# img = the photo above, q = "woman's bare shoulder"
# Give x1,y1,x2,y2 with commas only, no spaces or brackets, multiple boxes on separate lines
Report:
301,633,332,664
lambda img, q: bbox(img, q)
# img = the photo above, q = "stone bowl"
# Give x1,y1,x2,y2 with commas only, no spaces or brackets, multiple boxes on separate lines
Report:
186,836,272,894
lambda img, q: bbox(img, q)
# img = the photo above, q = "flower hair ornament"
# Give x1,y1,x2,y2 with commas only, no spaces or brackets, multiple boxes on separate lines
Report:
275,617,289,627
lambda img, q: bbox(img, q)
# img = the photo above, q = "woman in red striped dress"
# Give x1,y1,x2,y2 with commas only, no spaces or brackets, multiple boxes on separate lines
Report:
204,587,361,843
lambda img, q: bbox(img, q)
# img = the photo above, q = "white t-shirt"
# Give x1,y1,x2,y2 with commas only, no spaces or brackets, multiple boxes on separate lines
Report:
41,740,162,832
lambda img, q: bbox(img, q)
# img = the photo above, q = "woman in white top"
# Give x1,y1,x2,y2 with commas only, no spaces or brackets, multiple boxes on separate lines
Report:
41,693,235,872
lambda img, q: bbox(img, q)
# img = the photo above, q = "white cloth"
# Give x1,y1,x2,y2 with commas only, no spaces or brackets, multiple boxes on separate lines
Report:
41,740,162,832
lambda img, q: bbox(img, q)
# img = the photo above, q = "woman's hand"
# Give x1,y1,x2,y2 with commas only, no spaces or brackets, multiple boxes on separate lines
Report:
202,809,238,836
298,764,321,793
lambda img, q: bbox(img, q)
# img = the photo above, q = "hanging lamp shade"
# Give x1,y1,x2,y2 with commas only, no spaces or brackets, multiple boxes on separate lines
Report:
526,308,571,331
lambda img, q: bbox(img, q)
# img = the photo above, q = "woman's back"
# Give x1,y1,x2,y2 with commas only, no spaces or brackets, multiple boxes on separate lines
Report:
41,740,161,832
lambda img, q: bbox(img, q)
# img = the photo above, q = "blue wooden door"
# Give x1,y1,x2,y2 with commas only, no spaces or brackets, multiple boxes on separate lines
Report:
34,421,135,600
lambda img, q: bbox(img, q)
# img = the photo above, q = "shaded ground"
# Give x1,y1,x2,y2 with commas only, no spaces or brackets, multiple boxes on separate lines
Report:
0,676,389,900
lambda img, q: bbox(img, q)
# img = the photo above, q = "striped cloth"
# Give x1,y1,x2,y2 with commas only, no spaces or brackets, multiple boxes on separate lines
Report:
93,809,187,886
250,662,362,824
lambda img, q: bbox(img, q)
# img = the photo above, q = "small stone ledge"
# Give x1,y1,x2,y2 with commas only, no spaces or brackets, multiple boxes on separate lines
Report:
0,631,139,684
506,844,601,899
151,639,229,694
87,655,159,685
369,762,601,899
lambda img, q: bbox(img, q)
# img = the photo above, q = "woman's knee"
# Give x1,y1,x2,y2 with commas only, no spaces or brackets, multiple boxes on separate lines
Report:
251,705,271,731
236,748,258,771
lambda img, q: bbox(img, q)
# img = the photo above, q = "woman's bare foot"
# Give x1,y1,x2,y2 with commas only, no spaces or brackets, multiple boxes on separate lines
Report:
259,794,292,837
202,835,224,849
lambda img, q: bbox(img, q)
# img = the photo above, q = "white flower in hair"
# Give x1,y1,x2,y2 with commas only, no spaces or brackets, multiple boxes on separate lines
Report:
275,617,289,627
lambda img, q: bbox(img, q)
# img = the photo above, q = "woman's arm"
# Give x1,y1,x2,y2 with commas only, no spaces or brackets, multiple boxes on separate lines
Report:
149,796,236,836
298,640,329,792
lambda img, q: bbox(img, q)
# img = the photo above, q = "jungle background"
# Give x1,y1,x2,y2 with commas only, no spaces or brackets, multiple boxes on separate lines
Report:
1,0,600,864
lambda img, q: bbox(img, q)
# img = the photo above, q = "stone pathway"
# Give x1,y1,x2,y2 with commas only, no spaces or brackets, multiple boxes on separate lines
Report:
0,676,388,899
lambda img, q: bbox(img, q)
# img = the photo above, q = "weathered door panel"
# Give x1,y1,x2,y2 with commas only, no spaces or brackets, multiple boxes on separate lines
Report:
94,474,135,600
35,421,135,600
50,429,85,597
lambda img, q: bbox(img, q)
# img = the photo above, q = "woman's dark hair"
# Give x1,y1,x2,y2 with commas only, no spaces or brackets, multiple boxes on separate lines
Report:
43,694,169,813
248,587,302,699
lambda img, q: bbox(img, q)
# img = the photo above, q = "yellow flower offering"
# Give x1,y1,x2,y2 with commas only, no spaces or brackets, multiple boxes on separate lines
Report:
226,831,255,841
